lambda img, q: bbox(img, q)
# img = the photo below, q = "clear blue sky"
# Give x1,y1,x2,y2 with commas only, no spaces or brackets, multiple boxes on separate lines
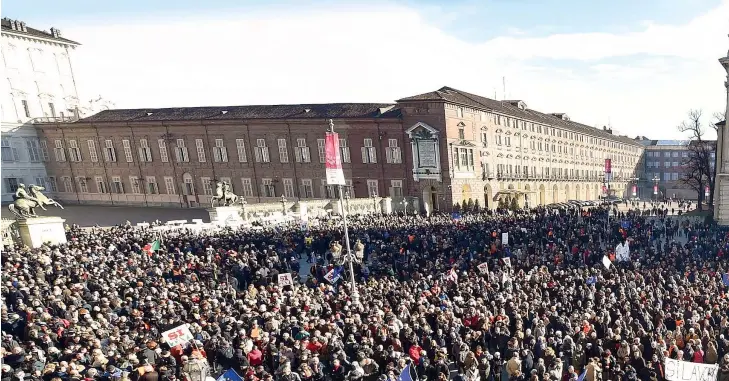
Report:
4,0,722,41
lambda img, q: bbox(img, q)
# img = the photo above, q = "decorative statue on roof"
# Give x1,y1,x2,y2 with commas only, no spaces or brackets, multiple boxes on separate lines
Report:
8,184,64,219
211,180,239,207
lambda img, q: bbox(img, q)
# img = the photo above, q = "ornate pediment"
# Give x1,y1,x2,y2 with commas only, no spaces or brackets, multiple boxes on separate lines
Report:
497,153,504,158
406,122,439,140
506,154,513,158
454,140,477,147
481,126,489,131
457,121,466,127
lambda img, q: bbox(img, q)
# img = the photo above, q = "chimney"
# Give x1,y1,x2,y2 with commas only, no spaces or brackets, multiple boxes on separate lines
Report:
10,20,17,30
19,21,26,32
50,27,60,38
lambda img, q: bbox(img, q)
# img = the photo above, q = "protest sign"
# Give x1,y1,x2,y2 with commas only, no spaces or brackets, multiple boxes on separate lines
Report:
278,273,294,286
162,324,194,347
664,358,718,381
503,257,512,268
477,262,489,274
602,256,612,269
501,232,509,245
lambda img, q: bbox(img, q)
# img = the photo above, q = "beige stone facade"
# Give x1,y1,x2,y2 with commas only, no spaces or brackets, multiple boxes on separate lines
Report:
714,44,729,224
34,86,643,212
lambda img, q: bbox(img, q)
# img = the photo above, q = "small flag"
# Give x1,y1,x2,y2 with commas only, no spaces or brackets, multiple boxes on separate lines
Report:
444,268,459,283
397,364,414,381
451,212,462,221
577,369,587,381
722,273,729,287
324,266,344,284
586,276,597,285
216,369,244,381
143,240,161,256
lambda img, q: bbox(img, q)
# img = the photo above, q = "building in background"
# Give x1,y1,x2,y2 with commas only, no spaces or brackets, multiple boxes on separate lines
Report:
1,18,81,203
715,40,729,224
634,138,715,200
34,86,643,211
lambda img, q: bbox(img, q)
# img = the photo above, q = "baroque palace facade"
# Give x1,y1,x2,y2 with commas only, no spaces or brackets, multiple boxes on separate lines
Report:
34,86,643,212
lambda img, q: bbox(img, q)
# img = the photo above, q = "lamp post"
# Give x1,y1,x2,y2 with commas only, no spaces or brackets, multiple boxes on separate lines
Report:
371,192,378,213
344,189,350,213
401,199,408,215
280,195,287,215
628,176,639,201
328,119,359,305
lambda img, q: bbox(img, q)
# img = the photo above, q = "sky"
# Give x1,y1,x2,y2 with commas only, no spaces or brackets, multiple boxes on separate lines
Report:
4,0,729,139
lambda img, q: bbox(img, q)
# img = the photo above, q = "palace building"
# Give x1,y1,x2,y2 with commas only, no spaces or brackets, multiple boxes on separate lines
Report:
33,86,644,212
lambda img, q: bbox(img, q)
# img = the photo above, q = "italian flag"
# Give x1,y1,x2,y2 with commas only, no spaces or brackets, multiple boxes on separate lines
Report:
143,240,161,256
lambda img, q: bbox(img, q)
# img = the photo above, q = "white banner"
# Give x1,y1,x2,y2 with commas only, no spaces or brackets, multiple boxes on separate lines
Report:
602,256,612,269
161,324,194,347
664,358,718,381
501,232,509,245
278,273,294,286
615,242,630,262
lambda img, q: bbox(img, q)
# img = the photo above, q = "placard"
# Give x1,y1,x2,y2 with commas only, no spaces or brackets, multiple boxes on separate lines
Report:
602,256,612,269
664,358,718,381
325,132,345,185
278,273,294,286
161,324,194,347
477,262,489,274
501,232,509,245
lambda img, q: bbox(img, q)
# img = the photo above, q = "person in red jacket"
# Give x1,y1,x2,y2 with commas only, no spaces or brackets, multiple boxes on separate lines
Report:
247,346,263,367
409,342,423,365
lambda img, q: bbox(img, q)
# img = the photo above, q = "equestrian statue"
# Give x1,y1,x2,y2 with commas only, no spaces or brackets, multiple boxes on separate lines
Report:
8,184,64,219
210,181,239,207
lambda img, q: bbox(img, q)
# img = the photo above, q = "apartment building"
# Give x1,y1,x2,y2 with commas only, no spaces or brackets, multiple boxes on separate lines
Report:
35,86,644,211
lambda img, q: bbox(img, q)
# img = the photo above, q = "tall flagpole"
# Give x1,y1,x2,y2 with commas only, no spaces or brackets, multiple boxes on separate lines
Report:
328,120,359,305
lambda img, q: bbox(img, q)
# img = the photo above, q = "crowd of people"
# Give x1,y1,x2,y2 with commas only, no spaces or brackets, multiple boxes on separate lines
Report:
3,202,729,381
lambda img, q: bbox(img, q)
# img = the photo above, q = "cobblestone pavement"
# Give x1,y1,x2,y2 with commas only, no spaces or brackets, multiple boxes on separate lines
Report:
1,204,208,227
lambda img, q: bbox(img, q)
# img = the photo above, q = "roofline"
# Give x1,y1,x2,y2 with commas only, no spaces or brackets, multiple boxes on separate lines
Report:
39,116,404,129
1,29,81,46
396,96,642,148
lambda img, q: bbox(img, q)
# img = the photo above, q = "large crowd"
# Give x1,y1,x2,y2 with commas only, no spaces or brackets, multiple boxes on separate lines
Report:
3,201,729,381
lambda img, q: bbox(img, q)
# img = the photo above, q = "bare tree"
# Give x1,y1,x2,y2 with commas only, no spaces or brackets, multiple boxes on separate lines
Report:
677,110,718,210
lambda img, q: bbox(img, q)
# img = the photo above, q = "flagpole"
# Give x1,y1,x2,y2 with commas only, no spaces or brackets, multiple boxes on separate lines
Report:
329,120,360,305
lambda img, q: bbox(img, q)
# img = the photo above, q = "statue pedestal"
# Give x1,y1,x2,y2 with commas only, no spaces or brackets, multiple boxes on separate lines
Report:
207,206,244,226
17,217,67,248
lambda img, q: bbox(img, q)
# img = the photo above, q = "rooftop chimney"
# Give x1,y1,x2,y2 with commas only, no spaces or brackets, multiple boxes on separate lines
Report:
19,21,26,32
49,27,61,38
10,20,17,30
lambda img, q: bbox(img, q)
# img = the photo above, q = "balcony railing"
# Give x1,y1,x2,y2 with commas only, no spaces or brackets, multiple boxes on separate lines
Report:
30,116,79,124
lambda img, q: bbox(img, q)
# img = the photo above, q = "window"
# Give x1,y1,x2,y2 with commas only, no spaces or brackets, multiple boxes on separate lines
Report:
164,176,175,195
481,132,488,147
682,152,688,158
175,139,189,162
146,176,158,194
339,138,350,163
346,179,354,198
111,176,124,194
213,139,228,163
458,127,465,140
457,107,463,118
505,136,511,147
321,179,336,199
663,173,671,181
75,177,89,193
235,139,247,162
672,173,679,181
54,140,66,162
201,177,213,195
672,152,679,158
35,177,46,190
21,100,30,118
496,135,503,146
255,139,270,163
4,178,20,192
195,139,206,162
47,177,58,192
361,138,377,163
317,139,326,163
68,140,82,162
261,178,275,197
97,176,109,193
664,152,670,157
39,140,49,161
122,140,133,162
391,180,403,198
386,139,402,164
25,139,41,162
664,162,670,168
300,179,313,198
672,162,679,167
295,138,311,163
48,102,56,117
183,175,195,195
240,178,253,197
158,139,169,163
283,178,295,198
62,177,73,193
138,139,152,162
1,137,17,162
367,179,379,197
277,138,288,163
454,147,475,171
87,140,98,162
129,177,141,194
103,140,116,162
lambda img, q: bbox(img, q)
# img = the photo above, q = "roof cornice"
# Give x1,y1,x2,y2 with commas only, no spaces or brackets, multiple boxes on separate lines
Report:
1,29,80,47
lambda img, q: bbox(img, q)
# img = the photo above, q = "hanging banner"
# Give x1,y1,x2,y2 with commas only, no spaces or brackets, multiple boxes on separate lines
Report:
325,132,345,185
664,358,718,381
705,185,710,198
632,185,637,197
654,185,658,195
602,185,607,196
604,159,612,173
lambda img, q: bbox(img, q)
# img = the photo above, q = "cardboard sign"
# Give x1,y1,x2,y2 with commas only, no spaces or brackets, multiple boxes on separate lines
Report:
477,262,489,274
161,324,194,347
278,273,294,286
664,358,718,381
501,232,509,245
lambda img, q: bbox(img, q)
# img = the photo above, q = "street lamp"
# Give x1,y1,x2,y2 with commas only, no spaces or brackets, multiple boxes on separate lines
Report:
371,192,378,212
280,195,287,215
401,198,408,215
628,176,639,200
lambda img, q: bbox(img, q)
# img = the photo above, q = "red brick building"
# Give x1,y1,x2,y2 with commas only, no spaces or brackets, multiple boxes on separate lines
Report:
35,86,643,211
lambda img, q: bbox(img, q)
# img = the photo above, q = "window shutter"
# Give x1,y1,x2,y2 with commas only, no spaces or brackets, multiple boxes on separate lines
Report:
361,146,368,163
303,147,310,163
369,147,377,163
386,148,392,164
394,148,401,163
295,148,302,163
138,147,145,162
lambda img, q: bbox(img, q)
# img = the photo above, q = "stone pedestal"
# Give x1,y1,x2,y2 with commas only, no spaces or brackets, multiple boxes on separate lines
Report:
17,217,67,248
207,206,244,226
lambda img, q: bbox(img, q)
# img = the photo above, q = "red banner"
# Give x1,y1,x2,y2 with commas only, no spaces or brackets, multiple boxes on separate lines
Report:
632,185,637,196
705,185,710,196
602,185,607,195
325,132,345,185
653,185,658,195
604,159,612,174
